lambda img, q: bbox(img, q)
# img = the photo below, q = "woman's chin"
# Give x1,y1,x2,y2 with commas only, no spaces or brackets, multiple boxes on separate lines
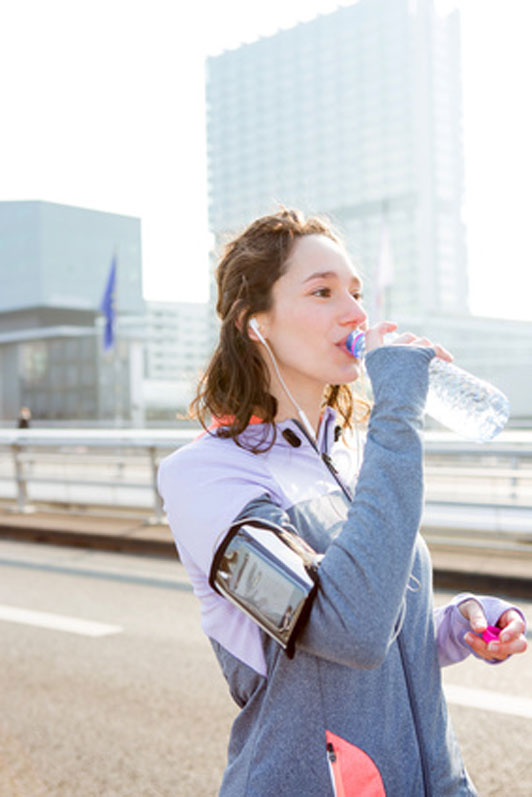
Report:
327,363,361,385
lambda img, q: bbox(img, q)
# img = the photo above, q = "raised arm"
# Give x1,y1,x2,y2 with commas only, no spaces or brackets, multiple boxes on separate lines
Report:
297,345,433,667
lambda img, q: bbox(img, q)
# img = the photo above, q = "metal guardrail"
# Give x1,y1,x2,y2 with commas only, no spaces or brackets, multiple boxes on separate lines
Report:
1,429,531,542
0,429,193,523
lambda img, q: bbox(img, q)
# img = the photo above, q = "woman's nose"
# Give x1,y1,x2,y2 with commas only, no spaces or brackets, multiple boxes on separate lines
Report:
342,294,367,327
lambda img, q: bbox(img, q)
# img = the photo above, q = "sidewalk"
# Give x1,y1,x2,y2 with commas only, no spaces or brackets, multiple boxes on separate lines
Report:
0,510,174,557
0,509,531,597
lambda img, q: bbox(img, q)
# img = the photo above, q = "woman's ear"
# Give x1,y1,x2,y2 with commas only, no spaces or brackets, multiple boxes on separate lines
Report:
236,310,267,342
249,317,266,343
233,306,249,336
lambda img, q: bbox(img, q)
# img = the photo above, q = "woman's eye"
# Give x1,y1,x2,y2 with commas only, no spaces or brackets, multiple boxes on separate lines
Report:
352,292,363,301
312,287,331,298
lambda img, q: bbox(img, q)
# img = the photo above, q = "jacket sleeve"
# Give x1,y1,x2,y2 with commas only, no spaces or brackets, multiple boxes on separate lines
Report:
297,345,433,669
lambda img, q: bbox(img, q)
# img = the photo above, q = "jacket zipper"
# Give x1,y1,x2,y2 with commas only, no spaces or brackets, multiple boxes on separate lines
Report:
321,452,352,502
292,420,353,502
326,741,344,797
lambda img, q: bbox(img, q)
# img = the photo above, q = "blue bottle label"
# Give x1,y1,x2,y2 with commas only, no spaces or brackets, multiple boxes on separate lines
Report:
345,331,365,360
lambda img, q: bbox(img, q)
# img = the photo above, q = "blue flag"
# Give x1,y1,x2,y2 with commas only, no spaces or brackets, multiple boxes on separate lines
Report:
100,256,117,350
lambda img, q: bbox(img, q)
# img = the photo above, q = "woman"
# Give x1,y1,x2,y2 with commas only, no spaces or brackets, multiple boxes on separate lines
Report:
158,209,527,795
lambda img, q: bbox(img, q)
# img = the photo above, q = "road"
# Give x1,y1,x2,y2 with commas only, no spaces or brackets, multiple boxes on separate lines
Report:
1,540,531,796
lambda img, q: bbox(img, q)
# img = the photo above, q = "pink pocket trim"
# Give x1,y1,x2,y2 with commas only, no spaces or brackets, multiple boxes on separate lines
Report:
326,729,386,797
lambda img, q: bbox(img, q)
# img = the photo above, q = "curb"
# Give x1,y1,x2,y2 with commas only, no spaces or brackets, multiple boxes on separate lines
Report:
0,520,176,559
432,570,532,600
1,521,531,599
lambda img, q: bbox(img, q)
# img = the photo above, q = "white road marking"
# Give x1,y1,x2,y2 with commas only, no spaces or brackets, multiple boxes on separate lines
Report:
0,605,123,637
445,684,532,720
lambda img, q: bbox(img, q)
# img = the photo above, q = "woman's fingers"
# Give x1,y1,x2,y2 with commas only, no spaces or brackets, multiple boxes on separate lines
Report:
364,323,453,362
463,632,496,661
431,343,454,363
391,331,417,344
462,605,528,661
497,609,527,646
459,599,487,633
460,600,494,661
466,632,528,661
364,322,397,352
393,332,454,363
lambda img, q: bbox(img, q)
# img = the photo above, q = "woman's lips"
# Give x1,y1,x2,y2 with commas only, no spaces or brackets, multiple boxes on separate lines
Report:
335,334,351,349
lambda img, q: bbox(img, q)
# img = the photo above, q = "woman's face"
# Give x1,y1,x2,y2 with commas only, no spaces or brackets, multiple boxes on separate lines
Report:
256,234,367,398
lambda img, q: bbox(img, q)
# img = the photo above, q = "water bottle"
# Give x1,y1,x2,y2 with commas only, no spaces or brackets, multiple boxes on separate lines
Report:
345,331,510,443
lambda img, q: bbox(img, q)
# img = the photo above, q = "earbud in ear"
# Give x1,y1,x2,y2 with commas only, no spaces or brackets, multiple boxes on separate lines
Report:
249,317,266,344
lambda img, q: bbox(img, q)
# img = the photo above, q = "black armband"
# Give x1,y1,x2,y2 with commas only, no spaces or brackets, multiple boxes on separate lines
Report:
209,517,322,658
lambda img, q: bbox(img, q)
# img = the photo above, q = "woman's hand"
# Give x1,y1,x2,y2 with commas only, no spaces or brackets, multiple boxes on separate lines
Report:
364,322,453,362
460,599,528,662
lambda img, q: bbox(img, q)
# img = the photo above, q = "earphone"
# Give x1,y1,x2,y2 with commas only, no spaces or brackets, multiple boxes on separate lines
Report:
249,317,265,344
248,317,316,442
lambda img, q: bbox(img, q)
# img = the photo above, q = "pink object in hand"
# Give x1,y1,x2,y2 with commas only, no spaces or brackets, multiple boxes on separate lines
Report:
481,625,501,644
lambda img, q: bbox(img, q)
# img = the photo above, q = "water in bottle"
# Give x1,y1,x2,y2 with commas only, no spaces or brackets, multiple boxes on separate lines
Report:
344,331,510,443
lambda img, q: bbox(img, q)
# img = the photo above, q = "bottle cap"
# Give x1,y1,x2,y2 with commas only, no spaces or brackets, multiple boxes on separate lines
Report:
345,331,365,360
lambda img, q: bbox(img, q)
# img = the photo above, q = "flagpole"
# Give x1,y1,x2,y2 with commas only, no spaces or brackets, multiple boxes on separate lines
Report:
99,252,120,426
113,249,121,427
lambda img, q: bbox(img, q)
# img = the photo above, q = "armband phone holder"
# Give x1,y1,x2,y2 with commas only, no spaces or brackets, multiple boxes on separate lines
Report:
210,518,321,657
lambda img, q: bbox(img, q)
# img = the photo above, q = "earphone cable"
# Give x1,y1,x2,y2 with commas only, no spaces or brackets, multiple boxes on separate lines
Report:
257,335,317,441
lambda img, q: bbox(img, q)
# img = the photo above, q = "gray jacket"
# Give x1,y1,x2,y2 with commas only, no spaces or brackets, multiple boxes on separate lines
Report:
159,346,494,795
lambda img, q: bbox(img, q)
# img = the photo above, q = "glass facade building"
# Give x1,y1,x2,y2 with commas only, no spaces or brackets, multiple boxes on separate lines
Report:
18,331,98,420
205,0,532,420
206,0,467,320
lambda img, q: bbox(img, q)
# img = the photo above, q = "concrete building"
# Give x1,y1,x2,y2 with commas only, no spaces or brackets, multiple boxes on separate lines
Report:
205,0,532,420
145,301,209,381
143,301,210,418
0,200,145,424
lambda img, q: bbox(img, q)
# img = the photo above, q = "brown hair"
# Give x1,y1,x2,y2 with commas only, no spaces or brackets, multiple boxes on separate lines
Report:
189,208,369,452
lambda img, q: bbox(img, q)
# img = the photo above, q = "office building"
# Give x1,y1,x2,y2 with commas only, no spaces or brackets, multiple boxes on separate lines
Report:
207,0,466,320
145,301,209,381
0,200,145,423
206,0,532,420
143,301,210,418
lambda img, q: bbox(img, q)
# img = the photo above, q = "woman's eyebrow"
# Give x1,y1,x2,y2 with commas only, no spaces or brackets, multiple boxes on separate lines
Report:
302,270,339,283
302,270,361,287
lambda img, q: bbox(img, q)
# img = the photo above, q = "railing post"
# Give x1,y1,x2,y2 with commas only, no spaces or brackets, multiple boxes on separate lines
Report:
147,445,164,524
10,443,29,513
510,454,519,502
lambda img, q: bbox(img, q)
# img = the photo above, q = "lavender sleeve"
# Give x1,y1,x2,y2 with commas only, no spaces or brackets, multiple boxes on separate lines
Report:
435,592,527,667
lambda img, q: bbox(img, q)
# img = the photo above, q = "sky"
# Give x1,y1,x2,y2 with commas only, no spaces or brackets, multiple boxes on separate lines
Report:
1,0,531,322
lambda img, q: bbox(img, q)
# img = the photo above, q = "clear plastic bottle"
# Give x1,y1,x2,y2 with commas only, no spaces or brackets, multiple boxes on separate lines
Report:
344,331,510,443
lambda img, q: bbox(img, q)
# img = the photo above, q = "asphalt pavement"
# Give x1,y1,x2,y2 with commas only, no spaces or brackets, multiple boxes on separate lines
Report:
1,541,531,796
